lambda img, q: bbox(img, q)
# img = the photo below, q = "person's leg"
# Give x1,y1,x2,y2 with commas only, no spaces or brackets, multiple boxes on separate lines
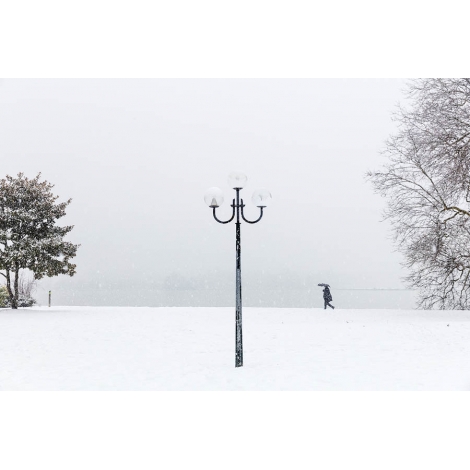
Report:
324,300,327,309
328,302,335,309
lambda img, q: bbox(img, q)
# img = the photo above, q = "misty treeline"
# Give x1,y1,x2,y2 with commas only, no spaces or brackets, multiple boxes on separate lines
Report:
368,78,470,309
0,173,79,309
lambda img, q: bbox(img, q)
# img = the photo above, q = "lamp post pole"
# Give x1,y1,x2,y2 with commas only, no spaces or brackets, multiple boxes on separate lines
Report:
235,188,243,367
205,173,270,368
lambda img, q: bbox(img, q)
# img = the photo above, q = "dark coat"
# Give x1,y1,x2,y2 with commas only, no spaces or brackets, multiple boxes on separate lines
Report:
323,286,333,302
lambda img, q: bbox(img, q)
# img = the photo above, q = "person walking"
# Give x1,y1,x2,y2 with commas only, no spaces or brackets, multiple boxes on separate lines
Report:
318,283,335,309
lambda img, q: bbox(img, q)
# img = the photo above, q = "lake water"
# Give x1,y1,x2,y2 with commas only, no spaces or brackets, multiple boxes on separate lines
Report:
35,284,418,309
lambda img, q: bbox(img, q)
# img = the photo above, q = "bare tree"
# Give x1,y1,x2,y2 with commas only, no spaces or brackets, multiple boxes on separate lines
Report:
17,271,37,307
368,78,470,309
0,271,37,307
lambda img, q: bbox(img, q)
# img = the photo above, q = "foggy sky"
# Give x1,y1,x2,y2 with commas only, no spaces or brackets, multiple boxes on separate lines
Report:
0,79,408,307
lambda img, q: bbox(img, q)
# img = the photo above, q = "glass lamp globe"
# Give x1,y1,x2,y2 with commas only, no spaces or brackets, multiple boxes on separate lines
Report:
252,188,272,207
204,187,224,208
228,172,247,189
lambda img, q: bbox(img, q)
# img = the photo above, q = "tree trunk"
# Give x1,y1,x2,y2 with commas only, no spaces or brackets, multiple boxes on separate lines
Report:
5,269,17,309
13,267,20,309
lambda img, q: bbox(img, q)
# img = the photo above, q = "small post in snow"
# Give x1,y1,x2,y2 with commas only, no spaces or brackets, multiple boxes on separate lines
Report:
48,290,51,307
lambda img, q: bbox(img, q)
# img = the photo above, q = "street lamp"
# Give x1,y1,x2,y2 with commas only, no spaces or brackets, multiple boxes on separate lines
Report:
204,172,272,367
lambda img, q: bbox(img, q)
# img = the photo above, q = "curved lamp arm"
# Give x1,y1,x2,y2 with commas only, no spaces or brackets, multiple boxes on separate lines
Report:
240,200,264,224
213,200,236,224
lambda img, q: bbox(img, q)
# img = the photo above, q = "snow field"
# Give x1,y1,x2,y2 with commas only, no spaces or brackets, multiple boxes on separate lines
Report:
1,306,470,390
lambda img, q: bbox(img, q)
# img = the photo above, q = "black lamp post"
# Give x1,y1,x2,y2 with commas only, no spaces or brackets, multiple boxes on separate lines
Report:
205,172,271,367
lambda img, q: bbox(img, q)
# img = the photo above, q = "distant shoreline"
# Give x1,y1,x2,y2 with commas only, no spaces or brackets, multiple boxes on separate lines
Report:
335,289,415,291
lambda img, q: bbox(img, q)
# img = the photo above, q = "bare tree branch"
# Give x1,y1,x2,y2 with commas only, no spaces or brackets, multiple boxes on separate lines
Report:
368,78,470,309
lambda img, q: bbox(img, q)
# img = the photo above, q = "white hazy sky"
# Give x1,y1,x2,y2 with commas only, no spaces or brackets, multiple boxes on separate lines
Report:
0,78,407,305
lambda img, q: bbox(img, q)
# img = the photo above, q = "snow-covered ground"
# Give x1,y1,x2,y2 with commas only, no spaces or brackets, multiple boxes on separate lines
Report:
1,306,470,390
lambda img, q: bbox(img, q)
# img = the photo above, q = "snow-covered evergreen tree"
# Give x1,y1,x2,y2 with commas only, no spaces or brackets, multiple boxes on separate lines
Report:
0,173,79,309
0,285,9,308
0,278,36,308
